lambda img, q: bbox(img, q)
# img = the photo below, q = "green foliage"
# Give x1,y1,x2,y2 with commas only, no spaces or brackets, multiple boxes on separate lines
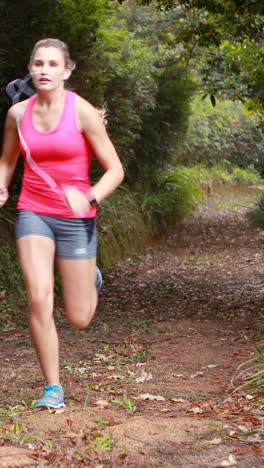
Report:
97,188,157,268
0,238,27,329
112,394,138,413
175,165,260,192
175,98,264,169
233,343,264,403
88,433,112,451
142,164,259,228
135,0,264,111
130,63,196,180
142,168,204,225
247,189,264,229
200,40,264,110
98,167,205,267
232,167,260,184
87,12,161,172
0,240,25,299
85,4,197,180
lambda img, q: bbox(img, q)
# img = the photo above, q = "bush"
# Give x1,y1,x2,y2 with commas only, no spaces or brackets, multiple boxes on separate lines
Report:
233,343,264,404
142,169,204,226
0,239,27,329
172,164,260,193
247,189,264,228
174,98,264,171
232,166,260,184
97,188,157,268
130,63,196,181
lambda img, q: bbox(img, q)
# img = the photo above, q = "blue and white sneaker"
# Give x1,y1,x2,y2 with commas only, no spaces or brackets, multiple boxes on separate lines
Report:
35,385,66,409
95,266,103,292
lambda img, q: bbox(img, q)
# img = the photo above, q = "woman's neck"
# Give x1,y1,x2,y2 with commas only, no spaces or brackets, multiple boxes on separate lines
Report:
36,86,66,107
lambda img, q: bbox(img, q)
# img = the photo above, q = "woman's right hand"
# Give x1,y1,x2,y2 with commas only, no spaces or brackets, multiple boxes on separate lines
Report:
0,188,9,207
63,185,90,215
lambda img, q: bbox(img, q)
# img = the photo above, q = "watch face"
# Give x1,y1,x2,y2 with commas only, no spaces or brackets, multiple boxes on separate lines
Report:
90,198,97,206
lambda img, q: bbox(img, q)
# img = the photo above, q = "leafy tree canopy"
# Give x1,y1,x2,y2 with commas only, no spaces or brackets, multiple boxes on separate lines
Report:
121,0,264,112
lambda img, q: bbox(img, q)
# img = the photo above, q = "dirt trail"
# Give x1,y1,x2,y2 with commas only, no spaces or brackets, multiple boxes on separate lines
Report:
1,187,264,467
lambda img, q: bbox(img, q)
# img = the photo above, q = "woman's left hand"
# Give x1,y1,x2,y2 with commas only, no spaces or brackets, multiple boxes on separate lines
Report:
64,185,90,215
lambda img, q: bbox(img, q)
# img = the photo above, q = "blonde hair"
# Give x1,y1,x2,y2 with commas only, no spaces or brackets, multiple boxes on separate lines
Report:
29,38,76,70
97,106,108,127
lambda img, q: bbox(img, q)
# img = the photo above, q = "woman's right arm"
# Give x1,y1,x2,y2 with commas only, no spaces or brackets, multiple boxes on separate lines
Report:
0,107,20,207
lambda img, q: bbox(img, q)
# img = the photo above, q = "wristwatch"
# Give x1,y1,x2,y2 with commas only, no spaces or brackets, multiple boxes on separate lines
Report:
86,187,98,207
89,198,98,207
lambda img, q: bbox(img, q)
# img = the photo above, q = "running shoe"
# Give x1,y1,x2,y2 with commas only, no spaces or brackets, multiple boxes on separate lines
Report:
95,266,103,292
35,384,66,409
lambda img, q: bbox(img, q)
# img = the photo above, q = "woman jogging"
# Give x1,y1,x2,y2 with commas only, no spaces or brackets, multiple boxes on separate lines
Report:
0,38,124,409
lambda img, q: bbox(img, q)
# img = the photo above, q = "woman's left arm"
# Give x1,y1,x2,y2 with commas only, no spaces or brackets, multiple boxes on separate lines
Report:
77,95,125,203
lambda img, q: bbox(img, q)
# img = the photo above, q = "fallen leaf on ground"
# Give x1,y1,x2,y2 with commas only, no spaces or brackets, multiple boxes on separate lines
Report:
95,399,109,408
135,370,153,383
209,437,222,445
134,394,165,401
220,454,237,466
94,353,110,361
191,371,204,378
189,407,203,414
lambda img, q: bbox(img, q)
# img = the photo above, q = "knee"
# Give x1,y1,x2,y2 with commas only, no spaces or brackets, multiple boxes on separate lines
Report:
68,305,96,330
27,285,53,312
68,315,91,330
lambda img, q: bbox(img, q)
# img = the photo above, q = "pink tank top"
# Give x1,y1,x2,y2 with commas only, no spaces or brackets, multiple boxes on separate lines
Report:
17,90,96,218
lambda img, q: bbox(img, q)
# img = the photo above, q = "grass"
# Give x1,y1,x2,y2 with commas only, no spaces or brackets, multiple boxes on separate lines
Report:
112,394,138,414
174,164,260,191
232,343,264,402
143,169,204,225
247,189,264,228
178,252,225,263
131,318,151,334
0,402,114,465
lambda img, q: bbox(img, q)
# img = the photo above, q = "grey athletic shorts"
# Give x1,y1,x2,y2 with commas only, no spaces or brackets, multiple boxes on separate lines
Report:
15,210,97,259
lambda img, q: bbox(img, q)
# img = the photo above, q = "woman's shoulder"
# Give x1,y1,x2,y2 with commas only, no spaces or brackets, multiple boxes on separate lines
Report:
8,98,32,121
74,93,98,115
74,94,105,130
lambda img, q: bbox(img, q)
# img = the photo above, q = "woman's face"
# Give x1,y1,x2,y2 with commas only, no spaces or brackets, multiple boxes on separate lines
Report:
29,46,70,91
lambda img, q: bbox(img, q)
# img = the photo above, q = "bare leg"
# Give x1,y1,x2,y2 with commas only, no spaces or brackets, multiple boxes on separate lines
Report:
56,257,98,330
16,235,59,385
